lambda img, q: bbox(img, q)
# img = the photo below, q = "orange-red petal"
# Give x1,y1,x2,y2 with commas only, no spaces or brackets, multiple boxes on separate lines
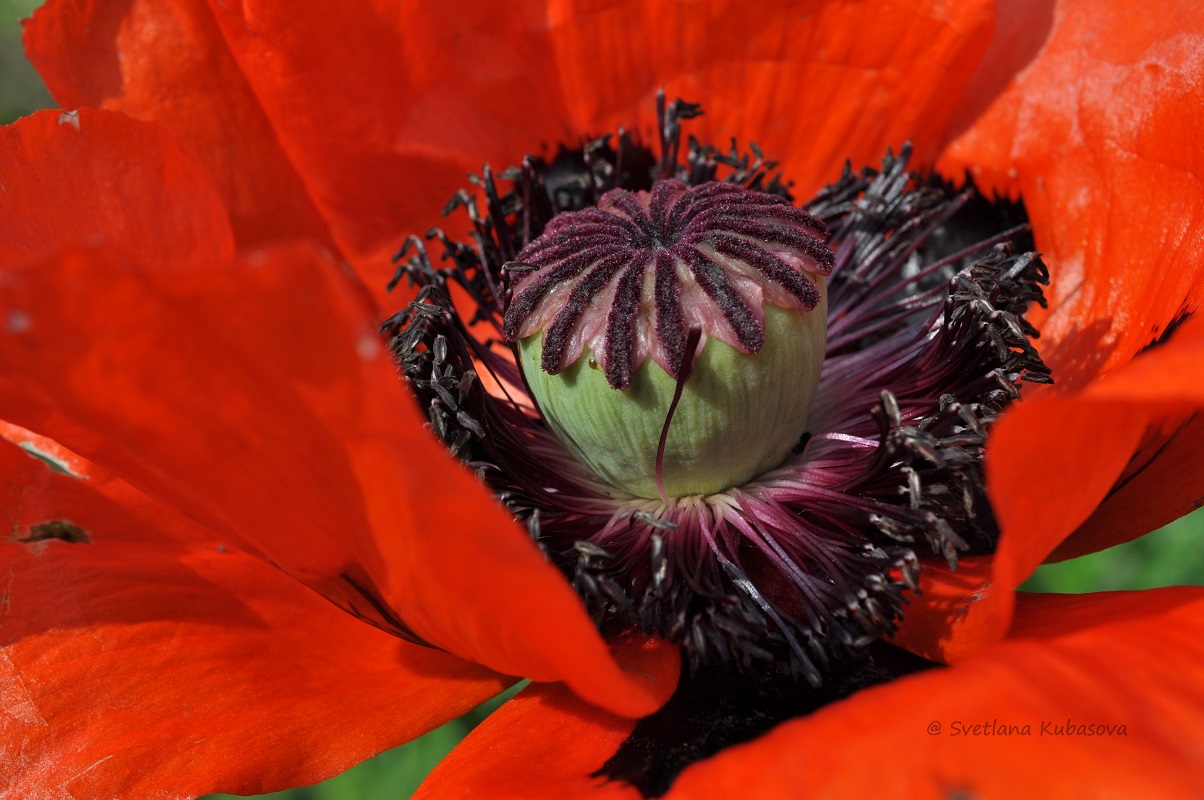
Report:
416,683,640,800
199,1,572,296
938,0,1204,384
0,107,234,267
666,588,1204,799
0,437,507,799
888,556,997,664
0,244,672,717
950,314,1204,652
416,636,677,800
41,1,996,300
543,0,995,195
21,1,998,305
1044,316,1204,558
1055,411,1204,560
25,0,334,249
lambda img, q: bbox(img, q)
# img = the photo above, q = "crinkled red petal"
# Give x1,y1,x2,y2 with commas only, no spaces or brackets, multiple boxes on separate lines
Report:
415,636,677,800
0,244,673,718
199,1,571,298
27,1,994,302
939,0,1204,384
665,588,1204,799
538,0,995,193
25,0,334,249
950,314,1204,650
0,438,507,799
0,108,233,267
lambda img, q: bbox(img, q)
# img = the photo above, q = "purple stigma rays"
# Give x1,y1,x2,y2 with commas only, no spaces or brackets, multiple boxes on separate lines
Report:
502,180,833,388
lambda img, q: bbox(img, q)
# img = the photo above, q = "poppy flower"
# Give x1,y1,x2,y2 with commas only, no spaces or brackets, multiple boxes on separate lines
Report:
2,2,1203,800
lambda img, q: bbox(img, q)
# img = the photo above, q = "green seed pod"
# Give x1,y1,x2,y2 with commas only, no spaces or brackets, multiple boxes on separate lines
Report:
519,299,827,498
504,179,835,500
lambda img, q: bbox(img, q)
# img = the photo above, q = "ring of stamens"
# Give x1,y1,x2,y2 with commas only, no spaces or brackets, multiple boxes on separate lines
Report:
384,103,1050,684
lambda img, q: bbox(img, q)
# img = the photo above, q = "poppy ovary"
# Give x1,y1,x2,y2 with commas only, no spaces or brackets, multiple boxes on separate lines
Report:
502,179,832,499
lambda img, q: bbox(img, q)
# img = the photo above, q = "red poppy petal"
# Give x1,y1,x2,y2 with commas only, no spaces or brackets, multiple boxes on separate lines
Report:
888,556,997,664
0,245,673,717
941,0,1055,142
944,314,1204,650
24,0,334,248
0,438,507,798
1051,316,1204,557
25,2,994,299
415,683,639,800
0,107,234,267
1055,412,1204,560
894,398,1153,661
415,635,676,800
938,0,1204,383
186,0,994,300
666,588,1204,799
197,1,574,297
545,0,996,195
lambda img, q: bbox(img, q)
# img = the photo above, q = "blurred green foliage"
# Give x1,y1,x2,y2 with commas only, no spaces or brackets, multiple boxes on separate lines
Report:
1023,505,1204,592
0,0,51,123
2,8,1201,797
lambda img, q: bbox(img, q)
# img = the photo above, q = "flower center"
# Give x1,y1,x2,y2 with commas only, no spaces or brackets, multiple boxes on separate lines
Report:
503,180,832,498
385,96,1051,688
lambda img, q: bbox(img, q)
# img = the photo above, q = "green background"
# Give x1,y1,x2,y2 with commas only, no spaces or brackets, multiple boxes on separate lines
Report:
3,1,1201,795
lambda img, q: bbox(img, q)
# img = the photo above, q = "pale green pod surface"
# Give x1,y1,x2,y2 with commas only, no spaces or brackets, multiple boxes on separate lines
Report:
519,294,828,499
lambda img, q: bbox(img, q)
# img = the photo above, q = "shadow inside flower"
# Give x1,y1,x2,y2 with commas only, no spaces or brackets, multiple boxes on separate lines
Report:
1036,315,1118,391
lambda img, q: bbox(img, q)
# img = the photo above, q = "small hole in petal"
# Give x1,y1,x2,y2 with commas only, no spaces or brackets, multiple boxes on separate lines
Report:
57,109,80,131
